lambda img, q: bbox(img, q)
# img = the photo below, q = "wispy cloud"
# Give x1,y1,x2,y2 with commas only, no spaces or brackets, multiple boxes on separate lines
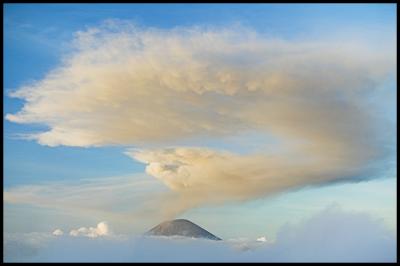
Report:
4,16,70,53
4,175,168,231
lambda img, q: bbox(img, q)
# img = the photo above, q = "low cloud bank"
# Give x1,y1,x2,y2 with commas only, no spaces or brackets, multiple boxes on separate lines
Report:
4,206,396,262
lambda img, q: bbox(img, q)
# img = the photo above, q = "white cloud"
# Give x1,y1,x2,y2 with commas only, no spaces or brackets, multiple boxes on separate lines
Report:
256,236,267,242
69,222,110,238
4,206,396,262
52,229,63,236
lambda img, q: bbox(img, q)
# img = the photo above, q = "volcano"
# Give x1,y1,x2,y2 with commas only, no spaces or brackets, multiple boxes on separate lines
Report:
146,219,222,240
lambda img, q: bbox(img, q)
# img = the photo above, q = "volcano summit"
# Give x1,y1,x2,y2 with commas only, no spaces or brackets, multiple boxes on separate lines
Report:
146,219,222,241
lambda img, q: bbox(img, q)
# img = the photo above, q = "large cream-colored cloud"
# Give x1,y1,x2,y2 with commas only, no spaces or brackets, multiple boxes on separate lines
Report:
125,143,386,217
5,21,395,216
6,22,394,148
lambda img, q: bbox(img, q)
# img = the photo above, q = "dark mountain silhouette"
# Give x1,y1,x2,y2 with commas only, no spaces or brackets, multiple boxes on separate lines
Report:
146,219,222,240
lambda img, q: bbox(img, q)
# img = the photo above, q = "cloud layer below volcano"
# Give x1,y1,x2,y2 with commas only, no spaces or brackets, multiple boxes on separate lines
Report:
4,206,396,262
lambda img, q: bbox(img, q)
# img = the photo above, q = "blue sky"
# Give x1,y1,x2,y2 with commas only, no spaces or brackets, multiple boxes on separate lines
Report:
3,3,397,240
